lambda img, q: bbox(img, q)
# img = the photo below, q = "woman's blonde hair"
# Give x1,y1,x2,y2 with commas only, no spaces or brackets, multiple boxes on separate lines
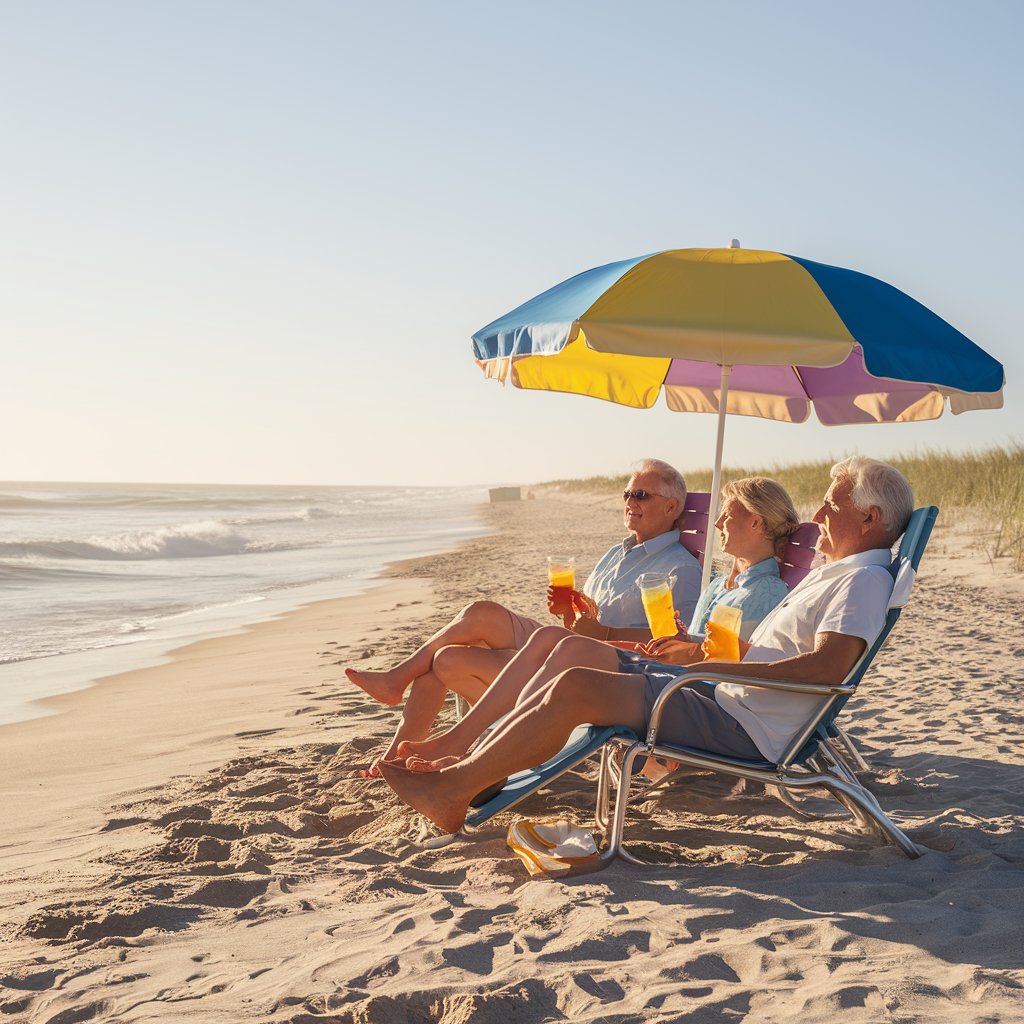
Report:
720,477,800,558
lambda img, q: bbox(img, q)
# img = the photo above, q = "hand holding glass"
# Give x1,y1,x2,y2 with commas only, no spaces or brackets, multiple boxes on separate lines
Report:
547,557,575,616
703,605,742,662
637,572,677,639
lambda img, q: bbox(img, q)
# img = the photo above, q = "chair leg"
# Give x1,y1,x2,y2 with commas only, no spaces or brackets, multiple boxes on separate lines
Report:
771,782,852,822
599,742,645,865
604,745,707,868
830,725,870,773
594,746,614,833
814,774,922,858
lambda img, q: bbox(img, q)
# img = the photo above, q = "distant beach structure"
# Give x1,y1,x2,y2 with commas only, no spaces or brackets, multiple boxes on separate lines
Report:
488,486,522,502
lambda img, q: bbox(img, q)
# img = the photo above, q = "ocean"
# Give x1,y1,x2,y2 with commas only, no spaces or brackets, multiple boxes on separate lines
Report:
0,481,489,725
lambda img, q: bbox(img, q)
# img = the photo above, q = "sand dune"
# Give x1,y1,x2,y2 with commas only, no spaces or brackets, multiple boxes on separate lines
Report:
2,496,1024,1022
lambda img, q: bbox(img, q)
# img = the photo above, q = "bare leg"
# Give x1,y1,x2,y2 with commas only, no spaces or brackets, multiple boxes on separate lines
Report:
380,667,648,833
373,647,514,768
358,672,449,777
344,600,524,705
396,626,617,767
513,633,620,707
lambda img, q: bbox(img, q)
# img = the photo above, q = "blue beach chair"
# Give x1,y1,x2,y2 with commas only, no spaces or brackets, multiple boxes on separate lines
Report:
464,506,939,862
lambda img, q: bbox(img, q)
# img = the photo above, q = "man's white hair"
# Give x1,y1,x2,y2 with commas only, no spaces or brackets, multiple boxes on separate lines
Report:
831,456,914,545
631,459,688,529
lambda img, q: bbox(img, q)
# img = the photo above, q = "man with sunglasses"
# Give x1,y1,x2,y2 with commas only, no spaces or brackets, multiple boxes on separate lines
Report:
345,459,700,775
563,460,701,641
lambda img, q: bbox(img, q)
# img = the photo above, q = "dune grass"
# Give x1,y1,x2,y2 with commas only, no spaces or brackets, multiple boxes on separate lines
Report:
540,443,1024,569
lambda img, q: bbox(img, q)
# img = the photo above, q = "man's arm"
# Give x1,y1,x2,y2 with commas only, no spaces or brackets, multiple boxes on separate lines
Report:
702,631,867,686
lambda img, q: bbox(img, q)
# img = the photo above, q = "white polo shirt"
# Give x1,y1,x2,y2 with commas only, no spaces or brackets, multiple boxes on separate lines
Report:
714,548,895,763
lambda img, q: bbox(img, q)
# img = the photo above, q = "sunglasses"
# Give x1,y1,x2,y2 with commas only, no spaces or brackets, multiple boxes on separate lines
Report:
622,489,668,502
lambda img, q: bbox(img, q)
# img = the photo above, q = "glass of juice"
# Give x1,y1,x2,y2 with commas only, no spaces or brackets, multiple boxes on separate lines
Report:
547,556,576,613
704,605,742,661
637,572,677,639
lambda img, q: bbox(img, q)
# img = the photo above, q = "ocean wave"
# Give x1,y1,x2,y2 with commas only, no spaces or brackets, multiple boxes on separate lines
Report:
0,521,290,562
226,505,349,526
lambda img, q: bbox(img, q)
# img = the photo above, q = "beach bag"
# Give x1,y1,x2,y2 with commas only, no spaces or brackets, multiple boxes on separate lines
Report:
506,817,601,877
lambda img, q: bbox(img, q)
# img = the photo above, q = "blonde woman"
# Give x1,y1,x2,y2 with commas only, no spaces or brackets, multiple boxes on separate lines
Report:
673,476,800,647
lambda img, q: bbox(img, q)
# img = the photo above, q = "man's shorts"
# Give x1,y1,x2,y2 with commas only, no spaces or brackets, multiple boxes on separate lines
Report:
641,670,762,760
505,609,546,650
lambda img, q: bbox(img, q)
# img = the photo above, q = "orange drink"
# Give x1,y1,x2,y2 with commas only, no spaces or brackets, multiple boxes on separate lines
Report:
637,572,677,639
704,605,742,661
546,557,575,612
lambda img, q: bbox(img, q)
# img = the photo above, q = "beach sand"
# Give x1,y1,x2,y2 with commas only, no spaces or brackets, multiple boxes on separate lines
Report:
2,494,1024,1022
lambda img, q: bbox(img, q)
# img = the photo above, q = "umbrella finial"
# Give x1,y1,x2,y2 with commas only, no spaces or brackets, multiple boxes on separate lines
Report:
729,238,741,248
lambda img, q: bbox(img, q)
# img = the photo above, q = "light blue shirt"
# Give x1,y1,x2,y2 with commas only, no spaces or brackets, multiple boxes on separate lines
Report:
687,557,790,643
583,530,702,629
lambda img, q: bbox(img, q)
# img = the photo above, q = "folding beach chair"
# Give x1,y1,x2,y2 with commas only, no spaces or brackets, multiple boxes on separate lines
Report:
463,506,939,863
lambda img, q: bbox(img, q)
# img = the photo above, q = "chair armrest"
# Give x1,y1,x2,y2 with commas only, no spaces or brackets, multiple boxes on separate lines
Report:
645,669,855,750
680,671,856,697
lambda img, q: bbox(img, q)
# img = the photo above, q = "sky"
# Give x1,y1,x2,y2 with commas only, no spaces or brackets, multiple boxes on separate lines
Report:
2,0,1020,487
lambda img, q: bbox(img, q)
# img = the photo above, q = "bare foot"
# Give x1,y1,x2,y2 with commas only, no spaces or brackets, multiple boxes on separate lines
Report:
378,761,471,834
358,762,382,779
396,732,468,765
344,667,409,706
405,754,461,773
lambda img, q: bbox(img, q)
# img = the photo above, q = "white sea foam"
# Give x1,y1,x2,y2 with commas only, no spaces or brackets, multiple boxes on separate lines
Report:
0,482,490,698
0,521,270,561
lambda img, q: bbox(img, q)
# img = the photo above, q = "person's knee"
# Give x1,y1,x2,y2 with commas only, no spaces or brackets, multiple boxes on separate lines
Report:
431,645,467,686
547,634,596,670
522,625,565,655
456,600,506,630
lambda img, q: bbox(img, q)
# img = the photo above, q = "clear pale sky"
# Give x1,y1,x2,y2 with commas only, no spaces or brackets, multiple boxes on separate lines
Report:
2,1,1020,486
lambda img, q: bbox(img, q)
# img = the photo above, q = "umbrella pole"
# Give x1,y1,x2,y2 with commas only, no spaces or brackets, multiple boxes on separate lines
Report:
701,364,732,593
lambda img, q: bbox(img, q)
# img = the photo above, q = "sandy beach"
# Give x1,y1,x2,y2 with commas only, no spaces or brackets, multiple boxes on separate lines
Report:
3,493,1024,1023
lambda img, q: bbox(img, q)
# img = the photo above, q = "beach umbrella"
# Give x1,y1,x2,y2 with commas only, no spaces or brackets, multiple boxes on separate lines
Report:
472,243,1005,590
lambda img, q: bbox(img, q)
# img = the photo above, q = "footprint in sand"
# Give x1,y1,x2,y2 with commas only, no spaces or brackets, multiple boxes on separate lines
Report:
227,777,291,799
23,903,204,943
349,957,401,988
0,967,63,991
184,877,270,909
155,804,214,826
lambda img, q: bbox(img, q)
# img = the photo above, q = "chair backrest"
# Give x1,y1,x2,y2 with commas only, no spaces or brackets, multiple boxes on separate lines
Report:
684,507,822,588
678,491,711,567
778,522,822,589
790,505,940,764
